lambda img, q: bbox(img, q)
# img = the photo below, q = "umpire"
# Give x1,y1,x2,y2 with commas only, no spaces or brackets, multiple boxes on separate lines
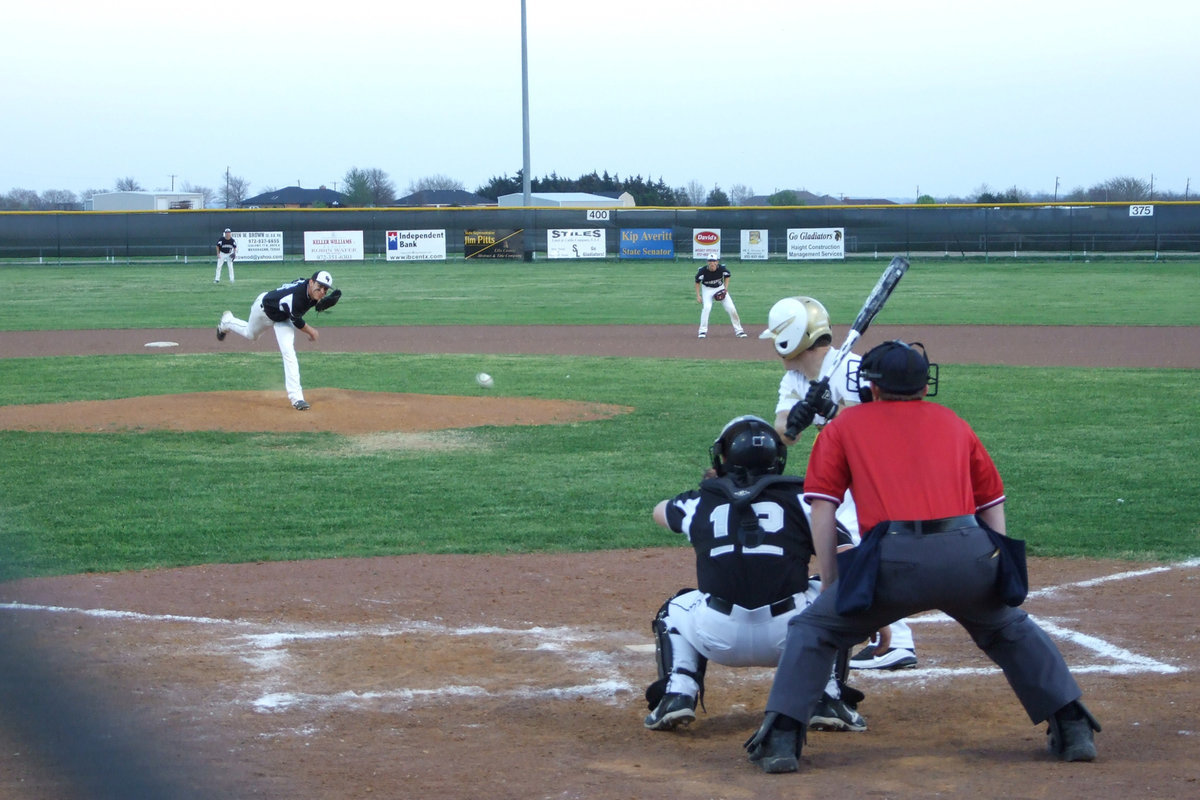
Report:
744,340,1100,773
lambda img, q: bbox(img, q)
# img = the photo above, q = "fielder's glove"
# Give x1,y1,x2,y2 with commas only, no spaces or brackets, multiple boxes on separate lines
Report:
713,289,727,301
315,288,342,312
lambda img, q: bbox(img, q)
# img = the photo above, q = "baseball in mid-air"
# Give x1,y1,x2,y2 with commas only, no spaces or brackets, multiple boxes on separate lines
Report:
475,372,494,388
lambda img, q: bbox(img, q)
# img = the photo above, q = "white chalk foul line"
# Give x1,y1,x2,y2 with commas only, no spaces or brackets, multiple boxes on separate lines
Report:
3,557,1194,711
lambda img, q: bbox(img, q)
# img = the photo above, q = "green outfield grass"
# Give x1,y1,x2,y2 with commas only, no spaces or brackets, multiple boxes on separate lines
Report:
3,257,1199,330
1,258,1198,580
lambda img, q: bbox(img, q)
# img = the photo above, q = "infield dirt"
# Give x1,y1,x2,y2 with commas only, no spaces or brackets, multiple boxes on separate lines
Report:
1,324,1196,800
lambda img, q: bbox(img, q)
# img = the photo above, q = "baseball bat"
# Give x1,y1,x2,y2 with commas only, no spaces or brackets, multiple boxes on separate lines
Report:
785,256,909,438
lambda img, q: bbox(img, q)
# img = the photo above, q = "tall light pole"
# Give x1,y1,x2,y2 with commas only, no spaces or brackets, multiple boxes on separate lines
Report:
520,0,531,207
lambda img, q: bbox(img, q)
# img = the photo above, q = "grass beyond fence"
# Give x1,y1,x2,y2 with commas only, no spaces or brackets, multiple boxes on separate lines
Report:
1,259,1197,579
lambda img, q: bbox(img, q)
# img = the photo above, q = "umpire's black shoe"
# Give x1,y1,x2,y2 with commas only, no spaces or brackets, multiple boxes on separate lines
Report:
644,692,696,731
1047,700,1101,762
745,712,802,773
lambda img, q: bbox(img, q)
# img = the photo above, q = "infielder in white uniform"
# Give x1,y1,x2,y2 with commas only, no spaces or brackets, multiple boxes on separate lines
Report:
694,256,747,339
216,270,334,411
214,228,237,284
643,416,866,734
759,296,918,670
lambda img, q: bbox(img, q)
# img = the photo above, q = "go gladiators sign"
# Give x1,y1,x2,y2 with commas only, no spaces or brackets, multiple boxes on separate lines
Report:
787,228,846,260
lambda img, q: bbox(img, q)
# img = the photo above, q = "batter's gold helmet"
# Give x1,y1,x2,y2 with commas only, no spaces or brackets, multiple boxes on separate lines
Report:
758,296,832,359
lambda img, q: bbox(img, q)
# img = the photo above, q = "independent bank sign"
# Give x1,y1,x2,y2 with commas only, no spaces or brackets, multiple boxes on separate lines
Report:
386,229,447,261
787,228,845,260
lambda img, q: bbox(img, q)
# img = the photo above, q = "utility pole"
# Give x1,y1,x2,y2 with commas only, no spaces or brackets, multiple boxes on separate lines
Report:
1054,176,1059,202
169,174,177,191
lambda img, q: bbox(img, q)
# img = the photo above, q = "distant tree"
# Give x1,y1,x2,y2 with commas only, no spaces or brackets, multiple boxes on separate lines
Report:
705,185,730,206
682,180,707,205
728,183,754,205
767,189,802,206
975,185,1024,203
41,189,78,210
1088,175,1151,202
219,169,250,208
114,177,143,191
475,171,523,201
364,168,396,205
342,167,395,206
180,182,215,207
916,194,937,205
407,174,465,193
342,168,372,205
0,188,42,210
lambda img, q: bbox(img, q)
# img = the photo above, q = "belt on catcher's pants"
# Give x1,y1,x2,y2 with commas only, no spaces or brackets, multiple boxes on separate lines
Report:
887,515,978,535
706,595,796,617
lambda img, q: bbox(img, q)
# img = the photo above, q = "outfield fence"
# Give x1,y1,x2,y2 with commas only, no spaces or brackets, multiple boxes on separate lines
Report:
2,201,1199,264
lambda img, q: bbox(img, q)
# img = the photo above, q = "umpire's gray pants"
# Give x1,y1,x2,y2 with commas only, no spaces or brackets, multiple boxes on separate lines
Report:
765,525,1082,726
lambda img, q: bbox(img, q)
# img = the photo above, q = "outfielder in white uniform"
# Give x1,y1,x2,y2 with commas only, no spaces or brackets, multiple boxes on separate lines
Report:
760,296,918,669
214,228,237,284
216,270,334,411
643,416,866,734
694,256,747,339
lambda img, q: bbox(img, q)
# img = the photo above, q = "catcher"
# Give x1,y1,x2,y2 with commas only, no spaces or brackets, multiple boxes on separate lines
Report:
216,270,342,410
643,415,865,734
694,255,747,338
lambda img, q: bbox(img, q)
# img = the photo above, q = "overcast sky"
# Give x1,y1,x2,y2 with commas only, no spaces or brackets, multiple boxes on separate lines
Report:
5,0,1197,201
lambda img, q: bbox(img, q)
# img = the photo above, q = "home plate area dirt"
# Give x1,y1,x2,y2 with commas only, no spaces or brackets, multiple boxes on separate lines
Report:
0,324,1197,799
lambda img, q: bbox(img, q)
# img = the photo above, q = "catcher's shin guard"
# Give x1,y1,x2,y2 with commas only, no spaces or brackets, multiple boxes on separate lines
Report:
645,592,707,712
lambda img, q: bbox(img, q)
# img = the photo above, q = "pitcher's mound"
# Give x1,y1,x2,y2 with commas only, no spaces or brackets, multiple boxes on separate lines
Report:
0,389,633,434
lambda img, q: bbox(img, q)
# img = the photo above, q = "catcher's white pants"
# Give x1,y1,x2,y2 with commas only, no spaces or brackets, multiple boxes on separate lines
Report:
698,285,743,334
223,293,305,404
662,584,837,698
215,252,236,283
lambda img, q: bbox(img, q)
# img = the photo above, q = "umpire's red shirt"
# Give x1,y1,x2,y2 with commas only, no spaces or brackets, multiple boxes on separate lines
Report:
803,400,1006,533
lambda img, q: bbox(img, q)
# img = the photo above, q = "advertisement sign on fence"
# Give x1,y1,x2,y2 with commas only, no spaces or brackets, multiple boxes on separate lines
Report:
547,229,607,259
619,228,674,259
786,227,845,260
230,231,284,262
740,229,769,260
304,231,364,261
693,228,721,260
386,229,447,261
465,229,523,259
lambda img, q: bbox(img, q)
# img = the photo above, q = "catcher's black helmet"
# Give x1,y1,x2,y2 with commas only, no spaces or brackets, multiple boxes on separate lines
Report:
710,415,787,483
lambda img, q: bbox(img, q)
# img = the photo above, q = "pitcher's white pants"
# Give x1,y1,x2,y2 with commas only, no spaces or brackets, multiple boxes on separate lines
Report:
224,293,305,404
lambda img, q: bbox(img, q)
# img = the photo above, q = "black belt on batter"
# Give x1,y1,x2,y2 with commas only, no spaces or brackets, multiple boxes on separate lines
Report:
706,595,796,617
888,515,978,535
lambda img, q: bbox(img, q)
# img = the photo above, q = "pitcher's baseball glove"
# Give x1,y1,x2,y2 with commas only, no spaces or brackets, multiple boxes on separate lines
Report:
714,289,727,301
315,288,342,312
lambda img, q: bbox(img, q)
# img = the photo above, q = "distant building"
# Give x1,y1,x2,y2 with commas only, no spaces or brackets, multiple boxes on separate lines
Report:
497,191,635,208
742,190,901,207
394,189,494,207
239,186,348,208
837,197,898,206
89,191,205,211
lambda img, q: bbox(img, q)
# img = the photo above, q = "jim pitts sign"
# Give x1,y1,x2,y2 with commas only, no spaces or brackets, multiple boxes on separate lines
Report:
787,227,845,260
387,229,447,261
